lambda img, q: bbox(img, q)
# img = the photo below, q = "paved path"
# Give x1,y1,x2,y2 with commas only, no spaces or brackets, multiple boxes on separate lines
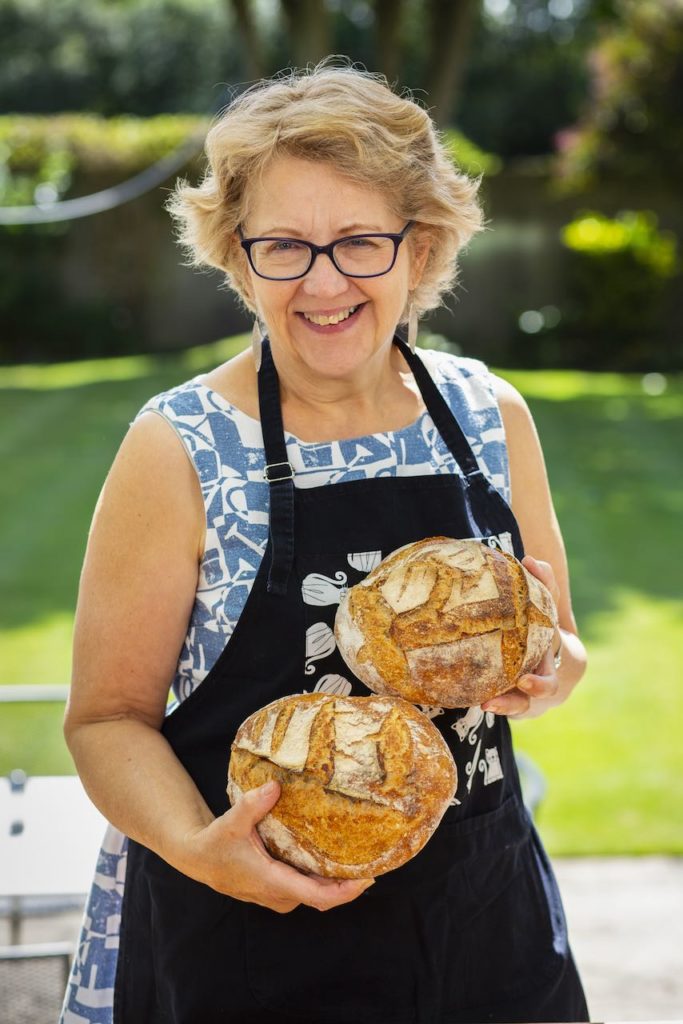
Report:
1,857,682,1023
555,856,683,1022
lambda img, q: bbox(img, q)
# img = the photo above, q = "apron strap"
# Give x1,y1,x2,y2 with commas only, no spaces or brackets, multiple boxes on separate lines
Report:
394,338,483,479
258,339,294,595
257,335,490,593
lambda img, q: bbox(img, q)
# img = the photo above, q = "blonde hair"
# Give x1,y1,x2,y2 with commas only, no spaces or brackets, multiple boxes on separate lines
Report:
166,61,485,320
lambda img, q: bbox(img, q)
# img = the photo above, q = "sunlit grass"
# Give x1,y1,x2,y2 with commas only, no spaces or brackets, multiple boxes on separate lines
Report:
513,590,683,854
0,334,248,390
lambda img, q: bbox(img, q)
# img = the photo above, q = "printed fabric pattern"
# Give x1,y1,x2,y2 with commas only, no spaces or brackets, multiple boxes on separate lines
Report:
60,347,510,1023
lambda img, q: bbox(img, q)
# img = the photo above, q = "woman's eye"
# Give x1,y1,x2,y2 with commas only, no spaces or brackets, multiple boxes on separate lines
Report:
341,237,376,249
270,240,301,253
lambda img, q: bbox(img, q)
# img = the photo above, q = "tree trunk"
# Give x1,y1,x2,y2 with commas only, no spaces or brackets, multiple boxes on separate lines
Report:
425,0,481,127
228,0,265,81
374,0,405,84
280,0,332,69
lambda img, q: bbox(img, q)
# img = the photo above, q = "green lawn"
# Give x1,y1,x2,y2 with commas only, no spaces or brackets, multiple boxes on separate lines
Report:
1,337,682,854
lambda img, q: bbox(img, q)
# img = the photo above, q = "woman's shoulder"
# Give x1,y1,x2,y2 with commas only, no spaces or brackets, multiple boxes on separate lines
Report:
138,375,211,418
418,345,502,414
140,350,258,423
134,376,263,482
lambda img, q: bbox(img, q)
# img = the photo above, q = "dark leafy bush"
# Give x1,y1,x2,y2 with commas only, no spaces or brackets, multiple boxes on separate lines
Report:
555,0,683,192
556,210,680,369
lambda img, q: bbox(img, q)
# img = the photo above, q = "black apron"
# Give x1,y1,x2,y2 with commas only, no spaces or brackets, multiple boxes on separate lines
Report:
114,339,588,1024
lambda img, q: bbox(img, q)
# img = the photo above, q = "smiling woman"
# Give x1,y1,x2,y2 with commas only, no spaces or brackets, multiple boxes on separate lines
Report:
222,156,429,410
61,60,588,1024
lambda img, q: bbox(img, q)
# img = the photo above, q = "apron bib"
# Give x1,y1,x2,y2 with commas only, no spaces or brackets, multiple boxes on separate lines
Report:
114,339,588,1024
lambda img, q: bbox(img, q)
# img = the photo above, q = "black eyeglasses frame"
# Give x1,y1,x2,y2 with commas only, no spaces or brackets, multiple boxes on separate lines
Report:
238,221,415,281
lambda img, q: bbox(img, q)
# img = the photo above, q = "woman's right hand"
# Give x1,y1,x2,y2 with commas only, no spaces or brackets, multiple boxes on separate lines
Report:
180,780,374,914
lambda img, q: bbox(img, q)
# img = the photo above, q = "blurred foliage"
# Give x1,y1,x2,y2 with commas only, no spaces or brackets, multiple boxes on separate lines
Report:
0,0,610,159
1,2,681,370
555,0,683,190
444,129,503,177
555,210,680,370
562,210,678,275
0,137,73,207
0,0,237,116
458,0,603,159
0,114,207,181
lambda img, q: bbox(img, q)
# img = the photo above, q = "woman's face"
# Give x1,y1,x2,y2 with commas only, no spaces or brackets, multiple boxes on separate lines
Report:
241,155,428,383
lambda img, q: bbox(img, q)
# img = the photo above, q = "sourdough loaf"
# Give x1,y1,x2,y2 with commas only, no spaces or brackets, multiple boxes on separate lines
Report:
334,536,557,708
227,692,457,879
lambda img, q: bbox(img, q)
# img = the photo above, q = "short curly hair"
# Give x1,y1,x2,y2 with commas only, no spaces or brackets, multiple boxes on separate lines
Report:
165,61,485,321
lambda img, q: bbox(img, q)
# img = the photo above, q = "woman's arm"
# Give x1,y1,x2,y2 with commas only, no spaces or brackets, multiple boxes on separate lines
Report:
65,411,372,910
482,375,588,719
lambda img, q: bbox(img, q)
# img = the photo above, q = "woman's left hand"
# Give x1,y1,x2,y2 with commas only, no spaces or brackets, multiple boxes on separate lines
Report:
481,555,561,719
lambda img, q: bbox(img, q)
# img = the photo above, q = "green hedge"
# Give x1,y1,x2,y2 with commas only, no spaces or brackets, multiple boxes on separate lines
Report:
0,114,208,204
552,209,681,371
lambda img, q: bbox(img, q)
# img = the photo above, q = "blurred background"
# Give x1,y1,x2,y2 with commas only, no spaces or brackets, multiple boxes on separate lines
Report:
1,0,682,369
0,1,682,1018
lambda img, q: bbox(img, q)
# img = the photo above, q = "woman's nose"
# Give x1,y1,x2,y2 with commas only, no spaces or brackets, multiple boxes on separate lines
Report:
300,252,349,297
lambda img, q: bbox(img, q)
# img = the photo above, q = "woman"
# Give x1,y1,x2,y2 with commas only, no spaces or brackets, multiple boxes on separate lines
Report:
62,63,589,1023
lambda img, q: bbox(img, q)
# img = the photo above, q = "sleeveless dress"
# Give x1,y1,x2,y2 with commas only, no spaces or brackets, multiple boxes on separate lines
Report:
61,348,513,1023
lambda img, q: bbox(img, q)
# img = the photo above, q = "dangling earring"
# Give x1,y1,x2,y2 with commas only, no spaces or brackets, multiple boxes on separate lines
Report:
251,318,263,371
407,304,419,353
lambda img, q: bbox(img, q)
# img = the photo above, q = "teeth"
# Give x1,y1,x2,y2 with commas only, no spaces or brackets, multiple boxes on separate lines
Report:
303,305,359,326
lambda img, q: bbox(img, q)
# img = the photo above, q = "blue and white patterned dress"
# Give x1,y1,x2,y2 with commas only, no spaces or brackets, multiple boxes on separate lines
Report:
61,347,511,1023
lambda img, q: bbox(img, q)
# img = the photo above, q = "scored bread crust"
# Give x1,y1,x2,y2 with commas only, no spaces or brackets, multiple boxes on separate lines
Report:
227,692,457,879
334,537,557,708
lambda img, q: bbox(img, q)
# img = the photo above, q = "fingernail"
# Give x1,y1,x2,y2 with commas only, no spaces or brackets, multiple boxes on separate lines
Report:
259,781,277,797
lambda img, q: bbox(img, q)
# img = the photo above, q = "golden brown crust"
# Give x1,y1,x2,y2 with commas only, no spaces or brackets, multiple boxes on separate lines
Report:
334,537,557,708
227,692,457,878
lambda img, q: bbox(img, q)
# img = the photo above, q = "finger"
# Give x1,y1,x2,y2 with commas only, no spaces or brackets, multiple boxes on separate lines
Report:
482,690,530,717
268,898,301,914
521,554,551,581
268,860,374,911
227,780,281,834
306,878,376,912
522,555,560,605
516,671,559,700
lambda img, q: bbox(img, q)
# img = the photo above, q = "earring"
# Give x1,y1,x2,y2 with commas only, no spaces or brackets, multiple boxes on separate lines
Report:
252,319,263,371
407,305,419,353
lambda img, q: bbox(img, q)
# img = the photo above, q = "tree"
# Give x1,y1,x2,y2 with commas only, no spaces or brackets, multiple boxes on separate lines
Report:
555,0,683,191
425,0,480,128
229,0,266,81
226,0,482,128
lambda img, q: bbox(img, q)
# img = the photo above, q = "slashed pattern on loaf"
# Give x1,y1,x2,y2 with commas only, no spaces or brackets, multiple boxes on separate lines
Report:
335,537,556,707
228,693,457,877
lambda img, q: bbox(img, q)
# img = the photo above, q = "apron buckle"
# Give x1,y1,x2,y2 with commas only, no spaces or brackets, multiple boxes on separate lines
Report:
264,461,294,482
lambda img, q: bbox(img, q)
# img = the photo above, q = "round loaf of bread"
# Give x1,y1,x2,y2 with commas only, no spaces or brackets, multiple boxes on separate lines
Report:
334,536,557,708
227,692,457,879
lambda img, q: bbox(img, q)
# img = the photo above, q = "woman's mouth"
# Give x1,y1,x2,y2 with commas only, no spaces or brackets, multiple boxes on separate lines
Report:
298,303,365,332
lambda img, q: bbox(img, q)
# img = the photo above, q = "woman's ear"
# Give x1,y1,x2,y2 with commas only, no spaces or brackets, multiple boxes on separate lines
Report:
409,231,431,291
232,227,256,307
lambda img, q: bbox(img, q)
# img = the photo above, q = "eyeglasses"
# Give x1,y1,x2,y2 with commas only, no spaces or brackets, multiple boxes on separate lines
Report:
238,221,415,281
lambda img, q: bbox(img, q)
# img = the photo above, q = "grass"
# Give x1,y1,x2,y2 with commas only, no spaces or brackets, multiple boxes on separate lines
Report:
1,336,682,854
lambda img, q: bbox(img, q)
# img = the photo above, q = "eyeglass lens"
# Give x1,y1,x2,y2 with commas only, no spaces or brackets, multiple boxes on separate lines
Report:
249,235,397,279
